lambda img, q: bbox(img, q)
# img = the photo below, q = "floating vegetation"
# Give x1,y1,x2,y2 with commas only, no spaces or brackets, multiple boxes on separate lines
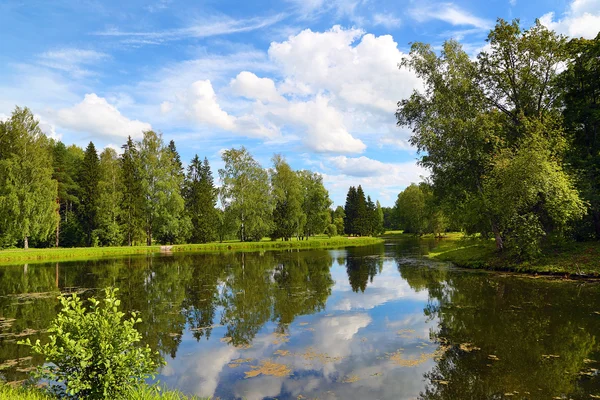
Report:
272,332,290,345
244,360,292,378
297,347,343,364
396,329,416,338
541,354,560,360
0,356,32,370
432,380,449,385
220,336,232,343
228,358,253,368
190,324,222,331
341,374,360,383
371,372,382,377
0,328,43,339
274,350,290,357
387,345,449,367
235,343,253,350
459,343,481,352
0,317,16,330
488,355,500,361
579,367,599,377
584,359,597,364
298,322,309,326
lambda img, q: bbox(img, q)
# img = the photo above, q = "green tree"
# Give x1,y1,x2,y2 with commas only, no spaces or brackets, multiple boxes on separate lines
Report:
297,170,331,238
344,186,358,235
395,184,428,234
184,155,218,243
51,142,79,247
139,131,188,245
333,205,345,235
560,34,600,239
0,107,58,249
355,185,369,236
219,147,273,242
271,155,303,240
375,200,385,235
96,148,123,246
77,142,100,246
120,136,144,246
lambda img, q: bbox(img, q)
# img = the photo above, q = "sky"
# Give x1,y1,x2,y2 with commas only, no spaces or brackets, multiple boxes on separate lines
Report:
1,0,599,207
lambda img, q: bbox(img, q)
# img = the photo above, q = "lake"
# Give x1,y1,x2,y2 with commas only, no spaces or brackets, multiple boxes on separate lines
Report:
1,238,599,399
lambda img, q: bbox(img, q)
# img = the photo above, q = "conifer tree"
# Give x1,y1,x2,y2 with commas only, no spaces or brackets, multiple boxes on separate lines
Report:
344,186,357,235
52,141,79,247
185,155,218,243
97,148,123,246
77,142,100,246
120,136,144,246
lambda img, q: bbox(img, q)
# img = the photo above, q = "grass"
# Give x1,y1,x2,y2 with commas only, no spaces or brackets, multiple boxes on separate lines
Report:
385,231,600,277
0,383,209,400
0,236,383,265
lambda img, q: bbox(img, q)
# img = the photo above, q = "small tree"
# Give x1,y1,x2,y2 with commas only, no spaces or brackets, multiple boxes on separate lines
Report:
20,288,162,399
325,224,337,238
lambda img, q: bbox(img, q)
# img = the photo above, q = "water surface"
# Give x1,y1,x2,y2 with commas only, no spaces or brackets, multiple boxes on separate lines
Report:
1,239,599,399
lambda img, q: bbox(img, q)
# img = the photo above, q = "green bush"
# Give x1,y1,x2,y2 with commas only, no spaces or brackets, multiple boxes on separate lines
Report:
19,288,163,399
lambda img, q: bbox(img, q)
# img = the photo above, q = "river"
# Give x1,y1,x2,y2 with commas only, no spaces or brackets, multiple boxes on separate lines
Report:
0,238,599,399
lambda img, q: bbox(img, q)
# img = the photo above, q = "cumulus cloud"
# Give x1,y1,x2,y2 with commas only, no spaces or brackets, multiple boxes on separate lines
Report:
540,0,600,39
230,71,284,103
53,93,151,139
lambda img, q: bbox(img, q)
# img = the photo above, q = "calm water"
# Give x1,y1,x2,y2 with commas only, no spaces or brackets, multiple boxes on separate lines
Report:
1,239,600,399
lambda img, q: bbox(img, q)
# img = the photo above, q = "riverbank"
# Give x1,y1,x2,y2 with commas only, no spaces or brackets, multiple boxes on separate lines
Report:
384,232,600,277
0,383,207,399
0,236,383,265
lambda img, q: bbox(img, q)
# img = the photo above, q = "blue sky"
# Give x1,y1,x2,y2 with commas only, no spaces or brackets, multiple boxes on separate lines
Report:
1,0,598,206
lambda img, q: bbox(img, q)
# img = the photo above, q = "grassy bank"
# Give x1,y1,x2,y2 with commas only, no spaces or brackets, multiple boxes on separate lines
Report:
386,232,600,277
0,383,208,399
0,236,383,265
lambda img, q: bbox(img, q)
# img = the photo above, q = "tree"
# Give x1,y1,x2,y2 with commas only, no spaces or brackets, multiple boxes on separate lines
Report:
138,131,188,245
219,147,273,242
51,142,79,247
333,206,345,235
355,186,369,236
77,142,101,246
96,148,123,246
344,186,358,235
560,34,600,239
374,200,385,235
184,155,218,243
297,171,331,239
120,136,144,246
397,19,582,253
395,184,428,234
0,107,58,249
271,155,303,240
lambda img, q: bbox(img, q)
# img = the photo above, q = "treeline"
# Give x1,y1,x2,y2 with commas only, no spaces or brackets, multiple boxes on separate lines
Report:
0,110,349,249
394,19,600,259
335,185,385,237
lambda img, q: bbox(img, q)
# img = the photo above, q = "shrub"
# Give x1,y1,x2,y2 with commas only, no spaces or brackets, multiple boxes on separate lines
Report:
19,287,163,399
325,224,337,238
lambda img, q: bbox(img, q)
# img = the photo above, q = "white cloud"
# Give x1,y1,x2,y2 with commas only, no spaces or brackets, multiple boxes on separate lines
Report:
53,93,151,140
95,14,287,45
230,71,284,103
372,13,402,29
37,49,109,77
408,3,492,30
540,0,600,39
330,155,389,177
287,0,364,20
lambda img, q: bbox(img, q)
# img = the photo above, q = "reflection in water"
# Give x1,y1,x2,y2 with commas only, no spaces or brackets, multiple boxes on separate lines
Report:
0,241,599,399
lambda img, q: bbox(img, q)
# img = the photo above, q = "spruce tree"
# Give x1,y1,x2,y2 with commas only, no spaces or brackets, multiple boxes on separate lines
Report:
355,186,368,236
120,136,144,246
344,186,357,235
185,155,218,243
77,142,100,246
52,141,79,247
97,148,123,246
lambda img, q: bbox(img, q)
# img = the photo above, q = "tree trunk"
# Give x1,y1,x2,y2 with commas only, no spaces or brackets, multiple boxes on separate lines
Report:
593,210,600,240
24,236,29,250
492,224,503,251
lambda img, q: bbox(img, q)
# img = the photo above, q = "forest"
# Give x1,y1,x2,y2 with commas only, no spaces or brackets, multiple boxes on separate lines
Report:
0,117,382,249
384,19,600,260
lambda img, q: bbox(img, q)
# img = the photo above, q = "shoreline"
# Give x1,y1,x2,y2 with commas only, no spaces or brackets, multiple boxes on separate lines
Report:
0,236,384,265
384,232,600,278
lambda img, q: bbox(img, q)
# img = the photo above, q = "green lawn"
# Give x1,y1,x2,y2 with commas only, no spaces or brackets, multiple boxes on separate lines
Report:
0,236,383,265
0,383,209,400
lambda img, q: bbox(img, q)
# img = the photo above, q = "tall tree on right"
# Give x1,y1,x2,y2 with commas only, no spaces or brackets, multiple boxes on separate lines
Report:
184,155,218,243
397,19,585,258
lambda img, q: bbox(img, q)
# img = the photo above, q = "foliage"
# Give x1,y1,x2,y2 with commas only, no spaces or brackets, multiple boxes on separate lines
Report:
120,136,145,246
219,147,273,242
0,107,58,249
325,224,337,237
77,142,100,247
297,170,331,238
271,155,303,240
96,148,123,246
19,287,162,399
184,156,218,243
